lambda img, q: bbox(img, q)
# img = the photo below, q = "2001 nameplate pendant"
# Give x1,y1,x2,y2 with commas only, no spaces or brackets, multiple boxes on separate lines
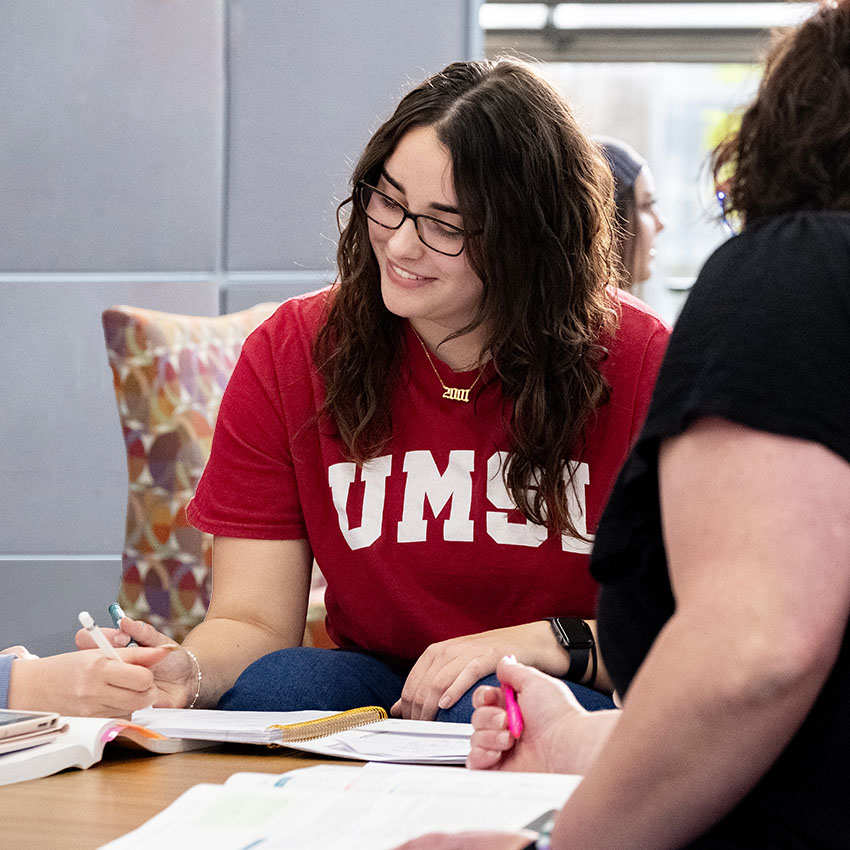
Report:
443,387,471,402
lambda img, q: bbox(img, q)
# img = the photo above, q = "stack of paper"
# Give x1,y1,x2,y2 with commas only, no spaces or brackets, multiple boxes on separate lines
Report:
99,762,582,850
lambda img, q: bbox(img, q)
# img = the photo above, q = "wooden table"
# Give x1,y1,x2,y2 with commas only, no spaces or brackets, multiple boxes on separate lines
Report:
2,743,352,849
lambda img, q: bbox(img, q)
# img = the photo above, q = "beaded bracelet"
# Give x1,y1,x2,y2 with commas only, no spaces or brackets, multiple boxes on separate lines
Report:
184,648,202,709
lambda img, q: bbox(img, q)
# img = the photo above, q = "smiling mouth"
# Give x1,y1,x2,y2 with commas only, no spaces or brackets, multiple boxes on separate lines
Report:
390,262,428,281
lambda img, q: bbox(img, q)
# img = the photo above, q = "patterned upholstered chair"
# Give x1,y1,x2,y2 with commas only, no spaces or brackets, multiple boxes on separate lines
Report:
102,303,329,645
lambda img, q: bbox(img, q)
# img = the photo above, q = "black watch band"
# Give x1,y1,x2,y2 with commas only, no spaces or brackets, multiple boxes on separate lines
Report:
547,617,596,686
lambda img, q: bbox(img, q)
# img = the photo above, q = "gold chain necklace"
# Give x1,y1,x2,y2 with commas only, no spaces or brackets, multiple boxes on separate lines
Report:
411,326,485,403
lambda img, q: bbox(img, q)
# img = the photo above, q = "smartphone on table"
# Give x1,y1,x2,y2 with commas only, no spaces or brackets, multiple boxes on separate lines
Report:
0,709,61,740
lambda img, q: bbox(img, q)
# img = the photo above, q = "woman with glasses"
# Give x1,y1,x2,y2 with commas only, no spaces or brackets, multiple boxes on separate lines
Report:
76,57,669,723
598,136,665,290
398,2,850,848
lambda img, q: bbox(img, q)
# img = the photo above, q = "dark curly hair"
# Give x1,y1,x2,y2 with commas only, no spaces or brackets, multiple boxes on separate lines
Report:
314,57,621,538
714,0,850,224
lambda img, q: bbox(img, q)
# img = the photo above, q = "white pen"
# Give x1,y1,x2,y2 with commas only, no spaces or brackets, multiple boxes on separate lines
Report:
78,611,124,662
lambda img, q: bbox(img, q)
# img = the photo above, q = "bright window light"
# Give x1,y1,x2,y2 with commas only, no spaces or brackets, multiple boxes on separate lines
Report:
480,3,819,30
479,3,549,29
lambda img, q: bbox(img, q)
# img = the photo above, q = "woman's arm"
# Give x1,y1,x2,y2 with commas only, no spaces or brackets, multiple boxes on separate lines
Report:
546,418,850,849
467,656,621,774
7,647,175,716
98,535,314,710
177,536,313,708
12,537,311,716
392,617,613,721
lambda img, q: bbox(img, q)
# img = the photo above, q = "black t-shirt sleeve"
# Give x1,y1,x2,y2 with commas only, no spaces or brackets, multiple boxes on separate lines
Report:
591,211,850,694
639,211,850,465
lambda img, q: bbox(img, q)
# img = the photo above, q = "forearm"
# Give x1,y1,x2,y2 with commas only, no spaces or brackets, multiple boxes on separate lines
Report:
181,614,300,709
7,659,47,710
543,423,850,849
180,536,312,708
548,614,831,850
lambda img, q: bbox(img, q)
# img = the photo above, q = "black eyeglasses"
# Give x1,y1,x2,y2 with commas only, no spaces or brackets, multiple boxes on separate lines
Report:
355,181,471,257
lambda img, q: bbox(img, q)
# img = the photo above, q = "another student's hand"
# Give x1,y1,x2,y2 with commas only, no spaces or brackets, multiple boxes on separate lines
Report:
468,657,618,776
391,622,565,721
392,830,536,849
74,617,199,709
7,646,175,717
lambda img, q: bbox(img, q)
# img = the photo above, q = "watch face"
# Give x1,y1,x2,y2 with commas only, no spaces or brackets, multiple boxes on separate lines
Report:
553,617,594,649
549,617,594,685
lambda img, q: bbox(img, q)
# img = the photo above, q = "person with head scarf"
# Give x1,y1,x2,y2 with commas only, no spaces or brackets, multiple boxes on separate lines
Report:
598,136,665,289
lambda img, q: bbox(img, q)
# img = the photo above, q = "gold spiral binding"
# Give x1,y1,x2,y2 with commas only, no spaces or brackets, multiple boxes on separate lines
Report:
267,705,388,745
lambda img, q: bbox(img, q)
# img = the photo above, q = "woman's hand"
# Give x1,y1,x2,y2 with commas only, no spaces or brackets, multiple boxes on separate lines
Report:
392,622,565,720
7,646,176,717
468,656,620,775
75,616,198,709
74,613,169,652
392,830,536,850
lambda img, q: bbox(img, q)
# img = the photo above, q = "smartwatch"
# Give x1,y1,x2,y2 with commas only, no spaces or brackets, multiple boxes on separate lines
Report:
547,617,596,686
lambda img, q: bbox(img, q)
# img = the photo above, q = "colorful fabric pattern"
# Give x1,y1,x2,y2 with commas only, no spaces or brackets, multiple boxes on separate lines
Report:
102,303,279,640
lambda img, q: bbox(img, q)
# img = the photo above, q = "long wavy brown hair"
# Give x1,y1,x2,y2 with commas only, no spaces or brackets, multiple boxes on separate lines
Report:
714,0,850,224
314,58,620,538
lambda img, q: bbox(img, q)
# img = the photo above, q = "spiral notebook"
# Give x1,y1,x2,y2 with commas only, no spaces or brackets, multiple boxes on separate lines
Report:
131,706,472,764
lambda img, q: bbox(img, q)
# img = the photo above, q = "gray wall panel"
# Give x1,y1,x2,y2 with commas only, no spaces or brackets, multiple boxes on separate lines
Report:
0,0,480,656
226,0,478,271
0,0,224,272
0,278,220,555
221,274,334,313
0,558,121,656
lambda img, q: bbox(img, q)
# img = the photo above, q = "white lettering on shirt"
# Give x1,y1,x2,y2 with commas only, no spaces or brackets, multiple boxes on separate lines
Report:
327,450,592,551
328,456,392,550
397,450,475,542
486,452,592,553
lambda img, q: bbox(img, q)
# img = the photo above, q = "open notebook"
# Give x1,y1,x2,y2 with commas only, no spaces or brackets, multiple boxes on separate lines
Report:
0,707,472,786
98,762,582,850
131,707,472,764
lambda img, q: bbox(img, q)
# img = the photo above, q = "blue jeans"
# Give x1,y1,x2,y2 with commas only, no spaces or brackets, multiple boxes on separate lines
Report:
217,647,615,721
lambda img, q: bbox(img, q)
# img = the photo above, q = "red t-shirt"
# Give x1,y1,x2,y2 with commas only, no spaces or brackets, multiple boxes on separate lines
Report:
188,288,669,660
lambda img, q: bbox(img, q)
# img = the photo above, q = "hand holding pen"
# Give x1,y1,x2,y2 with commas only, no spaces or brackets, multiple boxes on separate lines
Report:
501,656,524,739
468,655,605,775
108,603,139,647
72,610,196,713
75,608,202,710
78,611,125,661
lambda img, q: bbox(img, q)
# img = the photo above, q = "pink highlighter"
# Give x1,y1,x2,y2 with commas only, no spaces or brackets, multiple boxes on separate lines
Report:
501,681,524,739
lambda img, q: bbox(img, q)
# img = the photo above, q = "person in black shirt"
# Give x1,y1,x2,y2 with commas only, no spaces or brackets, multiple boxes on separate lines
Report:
396,1,850,848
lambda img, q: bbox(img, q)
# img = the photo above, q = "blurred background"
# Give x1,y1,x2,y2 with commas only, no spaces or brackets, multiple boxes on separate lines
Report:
0,0,817,653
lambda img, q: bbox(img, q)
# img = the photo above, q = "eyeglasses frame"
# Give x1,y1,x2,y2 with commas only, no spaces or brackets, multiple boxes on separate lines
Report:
354,180,473,257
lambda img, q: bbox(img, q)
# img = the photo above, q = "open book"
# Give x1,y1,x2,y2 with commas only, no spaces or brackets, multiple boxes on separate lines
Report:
132,707,472,764
99,762,582,850
0,716,209,787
